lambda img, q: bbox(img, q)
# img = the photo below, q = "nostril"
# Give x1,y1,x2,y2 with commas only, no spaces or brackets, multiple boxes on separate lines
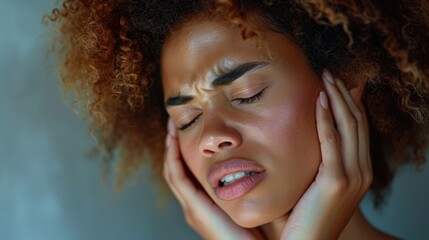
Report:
218,141,232,149
203,149,215,155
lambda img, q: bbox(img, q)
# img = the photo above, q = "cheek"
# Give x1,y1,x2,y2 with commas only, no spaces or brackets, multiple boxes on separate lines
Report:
254,90,321,173
260,85,318,141
271,103,317,151
178,137,204,181
253,93,321,207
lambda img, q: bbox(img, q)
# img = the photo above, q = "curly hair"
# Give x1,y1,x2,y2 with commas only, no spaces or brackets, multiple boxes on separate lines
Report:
46,0,429,207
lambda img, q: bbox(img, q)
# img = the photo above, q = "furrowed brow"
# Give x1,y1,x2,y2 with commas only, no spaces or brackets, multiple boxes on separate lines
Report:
165,95,193,108
164,62,268,108
211,61,268,87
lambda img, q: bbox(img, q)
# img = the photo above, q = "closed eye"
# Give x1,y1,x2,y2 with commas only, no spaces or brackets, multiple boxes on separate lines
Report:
178,113,202,131
178,88,266,131
234,87,266,105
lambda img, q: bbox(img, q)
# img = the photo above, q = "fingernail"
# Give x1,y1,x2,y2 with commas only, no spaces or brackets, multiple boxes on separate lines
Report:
167,118,176,137
320,91,329,110
323,70,335,84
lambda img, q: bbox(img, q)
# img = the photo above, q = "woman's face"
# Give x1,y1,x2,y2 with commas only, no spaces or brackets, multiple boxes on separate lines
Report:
161,17,323,227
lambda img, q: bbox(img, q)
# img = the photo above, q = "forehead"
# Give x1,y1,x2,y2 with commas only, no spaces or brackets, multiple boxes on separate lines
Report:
160,18,267,95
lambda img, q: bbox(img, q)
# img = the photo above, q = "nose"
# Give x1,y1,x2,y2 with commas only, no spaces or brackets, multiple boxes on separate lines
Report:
198,116,242,158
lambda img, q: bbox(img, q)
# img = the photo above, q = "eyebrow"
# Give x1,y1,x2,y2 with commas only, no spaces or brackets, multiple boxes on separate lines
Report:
165,61,268,107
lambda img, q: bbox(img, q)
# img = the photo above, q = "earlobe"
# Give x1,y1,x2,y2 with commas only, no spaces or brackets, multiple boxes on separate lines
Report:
349,85,365,104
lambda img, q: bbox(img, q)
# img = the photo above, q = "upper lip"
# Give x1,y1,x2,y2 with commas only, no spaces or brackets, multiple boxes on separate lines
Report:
207,159,265,188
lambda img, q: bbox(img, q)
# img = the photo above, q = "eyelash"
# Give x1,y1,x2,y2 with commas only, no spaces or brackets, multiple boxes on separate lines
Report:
235,88,266,105
179,113,202,131
178,88,267,131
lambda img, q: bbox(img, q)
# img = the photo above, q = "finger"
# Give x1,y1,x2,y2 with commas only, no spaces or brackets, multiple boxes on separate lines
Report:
335,80,373,205
336,80,372,193
335,80,366,168
163,119,198,205
163,133,189,207
358,102,373,189
164,119,181,181
335,79,361,121
316,91,344,180
358,102,371,170
323,71,359,177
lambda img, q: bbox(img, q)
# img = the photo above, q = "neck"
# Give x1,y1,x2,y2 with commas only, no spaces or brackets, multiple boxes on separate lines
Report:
338,208,397,240
259,208,394,240
259,212,289,240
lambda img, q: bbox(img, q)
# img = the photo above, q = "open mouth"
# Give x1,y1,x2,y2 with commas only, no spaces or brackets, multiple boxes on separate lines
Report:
219,171,259,187
207,159,266,201
215,170,266,201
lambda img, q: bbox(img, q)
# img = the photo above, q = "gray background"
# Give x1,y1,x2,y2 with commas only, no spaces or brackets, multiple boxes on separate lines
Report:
1,1,428,239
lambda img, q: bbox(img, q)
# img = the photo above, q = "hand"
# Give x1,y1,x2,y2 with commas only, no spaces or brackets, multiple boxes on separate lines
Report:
163,119,264,240
281,71,373,239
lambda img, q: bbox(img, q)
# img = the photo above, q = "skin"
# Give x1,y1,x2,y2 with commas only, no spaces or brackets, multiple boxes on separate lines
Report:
162,17,322,228
161,16,395,239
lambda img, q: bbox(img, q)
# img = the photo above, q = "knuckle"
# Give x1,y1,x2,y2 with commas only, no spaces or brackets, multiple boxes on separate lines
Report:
361,161,373,188
337,115,357,132
351,175,363,189
330,177,349,195
165,173,173,185
182,206,195,221
163,172,168,183
184,208,205,232
345,117,358,130
169,174,181,184
363,171,374,188
184,208,195,225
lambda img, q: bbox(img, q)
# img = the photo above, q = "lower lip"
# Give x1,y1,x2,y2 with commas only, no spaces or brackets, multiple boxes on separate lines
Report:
214,172,266,201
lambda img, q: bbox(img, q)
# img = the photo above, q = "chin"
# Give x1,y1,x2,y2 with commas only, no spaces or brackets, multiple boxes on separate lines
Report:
224,199,291,228
232,213,268,228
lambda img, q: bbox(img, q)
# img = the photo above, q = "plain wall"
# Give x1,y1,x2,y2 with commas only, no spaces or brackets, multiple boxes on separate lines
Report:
0,1,428,239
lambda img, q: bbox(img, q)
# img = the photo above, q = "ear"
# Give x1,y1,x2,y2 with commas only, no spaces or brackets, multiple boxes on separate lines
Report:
349,85,365,104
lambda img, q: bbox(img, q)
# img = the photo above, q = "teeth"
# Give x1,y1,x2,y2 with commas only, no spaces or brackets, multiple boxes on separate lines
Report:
223,174,235,183
219,172,254,186
233,172,246,179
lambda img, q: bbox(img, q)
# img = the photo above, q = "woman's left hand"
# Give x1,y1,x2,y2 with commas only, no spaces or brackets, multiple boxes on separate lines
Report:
281,71,373,239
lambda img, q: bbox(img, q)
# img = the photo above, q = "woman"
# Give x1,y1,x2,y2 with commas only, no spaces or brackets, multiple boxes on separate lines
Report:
48,0,429,239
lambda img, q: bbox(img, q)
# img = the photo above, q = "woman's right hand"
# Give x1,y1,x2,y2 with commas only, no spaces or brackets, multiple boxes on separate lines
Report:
163,119,264,240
